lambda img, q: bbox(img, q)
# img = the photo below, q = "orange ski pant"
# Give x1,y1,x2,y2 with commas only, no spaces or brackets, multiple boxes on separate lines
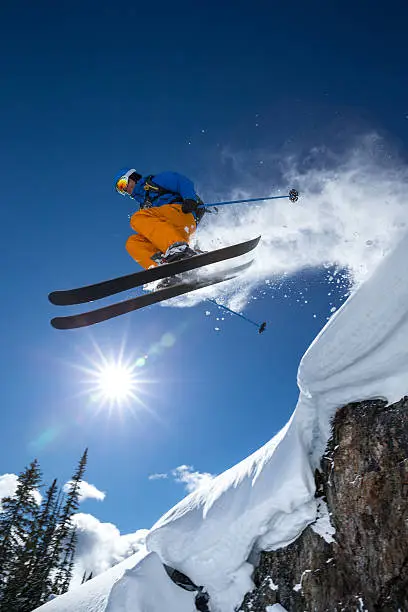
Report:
126,203,197,269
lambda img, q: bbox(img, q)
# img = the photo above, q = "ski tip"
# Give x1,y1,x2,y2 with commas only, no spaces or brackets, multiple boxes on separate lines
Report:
49,292,81,306
50,318,67,330
48,292,73,306
50,317,81,330
48,292,59,305
258,322,267,334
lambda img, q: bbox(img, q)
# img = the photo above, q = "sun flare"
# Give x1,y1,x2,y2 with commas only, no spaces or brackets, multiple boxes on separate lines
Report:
96,363,136,403
70,338,158,419
82,351,145,410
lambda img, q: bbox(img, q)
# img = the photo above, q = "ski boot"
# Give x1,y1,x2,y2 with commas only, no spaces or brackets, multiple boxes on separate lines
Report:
162,242,198,263
155,275,183,290
153,243,198,290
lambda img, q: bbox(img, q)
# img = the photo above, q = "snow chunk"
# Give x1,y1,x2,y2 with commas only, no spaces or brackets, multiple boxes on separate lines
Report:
293,569,312,592
311,498,336,543
268,577,279,591
105,552,194,612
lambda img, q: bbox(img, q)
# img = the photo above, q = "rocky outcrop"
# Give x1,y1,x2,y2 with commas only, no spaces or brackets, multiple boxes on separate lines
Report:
239,398,408,612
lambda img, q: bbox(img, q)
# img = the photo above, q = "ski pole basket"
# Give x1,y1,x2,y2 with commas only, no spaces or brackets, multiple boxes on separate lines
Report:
289,189,299,202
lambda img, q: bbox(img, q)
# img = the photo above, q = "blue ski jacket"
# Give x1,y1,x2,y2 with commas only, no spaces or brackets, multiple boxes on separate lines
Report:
130,171,200,209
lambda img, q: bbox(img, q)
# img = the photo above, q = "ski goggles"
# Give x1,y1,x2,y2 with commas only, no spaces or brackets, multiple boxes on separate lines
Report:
115,169,137,195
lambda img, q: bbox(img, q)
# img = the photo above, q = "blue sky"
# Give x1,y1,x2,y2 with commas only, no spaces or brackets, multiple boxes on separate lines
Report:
1,0,408,538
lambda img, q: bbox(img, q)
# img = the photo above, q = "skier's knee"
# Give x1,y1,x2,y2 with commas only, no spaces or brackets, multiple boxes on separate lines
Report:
125,236,135,254
125,236,141,263
130,208,152,233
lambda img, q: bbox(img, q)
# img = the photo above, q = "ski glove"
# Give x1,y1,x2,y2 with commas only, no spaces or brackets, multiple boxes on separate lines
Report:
182,198,200,214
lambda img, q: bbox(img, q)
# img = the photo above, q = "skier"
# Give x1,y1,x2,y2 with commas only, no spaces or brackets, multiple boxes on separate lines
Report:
49,171,296,329
115,169,206,270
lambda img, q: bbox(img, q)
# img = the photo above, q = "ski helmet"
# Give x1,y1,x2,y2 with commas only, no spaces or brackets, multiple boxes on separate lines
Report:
114,168,141,195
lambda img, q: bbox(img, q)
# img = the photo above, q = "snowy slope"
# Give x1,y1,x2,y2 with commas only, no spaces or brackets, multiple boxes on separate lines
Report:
35,550,195,612
36,231,408,612
35,550,147,612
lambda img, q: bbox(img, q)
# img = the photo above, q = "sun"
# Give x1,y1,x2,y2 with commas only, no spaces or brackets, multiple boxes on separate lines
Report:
78,346,148,412
95,362,137,404
68,337,159,420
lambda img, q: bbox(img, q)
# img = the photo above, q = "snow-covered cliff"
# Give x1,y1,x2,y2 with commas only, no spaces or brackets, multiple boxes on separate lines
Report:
36,232,408,612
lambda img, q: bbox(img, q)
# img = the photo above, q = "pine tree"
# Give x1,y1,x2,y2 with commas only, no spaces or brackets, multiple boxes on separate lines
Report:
60,527,77,594
0,450,89,609
33,485,65,606
81,570,93,584
18,479,61,610
0,460,42,611
52,448,88,595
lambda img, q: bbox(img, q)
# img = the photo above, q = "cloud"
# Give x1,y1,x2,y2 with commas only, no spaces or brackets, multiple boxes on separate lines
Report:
168,133,408,312
70,513,148,585
148,466,216,492
63,480,106,503
0,473,42,509
0,474,18,510
1,475,143,587
148,473,168,481
171,465,215,493
0,475,104,511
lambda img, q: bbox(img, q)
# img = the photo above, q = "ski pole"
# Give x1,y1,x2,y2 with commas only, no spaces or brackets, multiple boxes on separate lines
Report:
200,188,299,209
207,298,267,334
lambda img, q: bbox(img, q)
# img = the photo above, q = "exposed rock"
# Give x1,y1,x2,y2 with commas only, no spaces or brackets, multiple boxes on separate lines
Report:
239,397,408,612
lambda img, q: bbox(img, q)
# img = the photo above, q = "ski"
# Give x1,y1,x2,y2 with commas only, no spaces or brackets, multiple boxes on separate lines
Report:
51,261,252,330
49,236,261,306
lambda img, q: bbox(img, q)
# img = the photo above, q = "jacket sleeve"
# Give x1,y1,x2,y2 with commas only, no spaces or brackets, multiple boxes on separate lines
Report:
153,171,199,201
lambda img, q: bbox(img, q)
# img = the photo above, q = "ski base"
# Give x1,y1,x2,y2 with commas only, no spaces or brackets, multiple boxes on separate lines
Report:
51,261,252,330
49,236,260,306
